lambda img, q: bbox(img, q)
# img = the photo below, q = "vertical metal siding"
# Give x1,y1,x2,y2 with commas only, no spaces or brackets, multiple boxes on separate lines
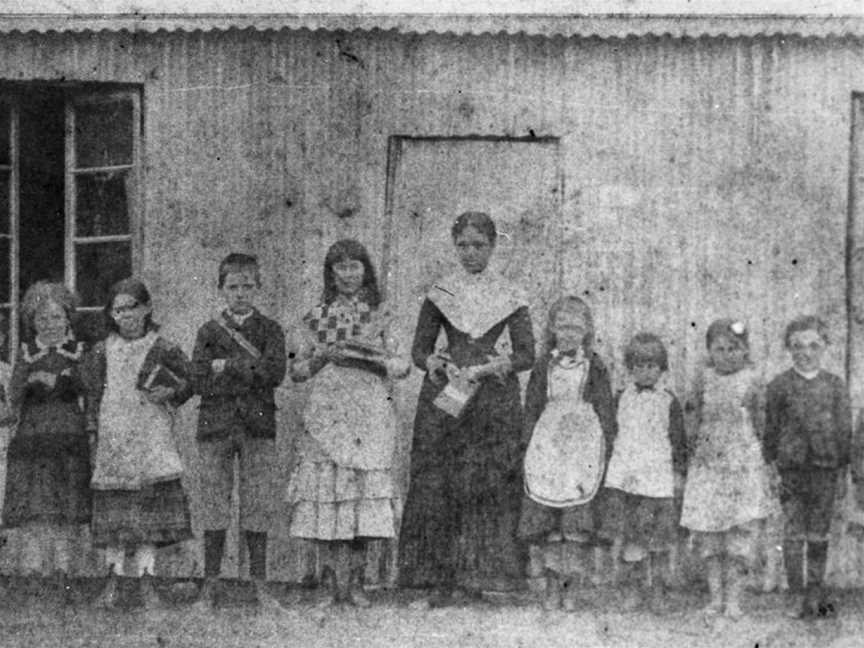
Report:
0,28,860,582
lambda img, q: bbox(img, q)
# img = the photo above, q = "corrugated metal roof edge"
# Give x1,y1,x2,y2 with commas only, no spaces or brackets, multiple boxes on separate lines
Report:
1,14,864,38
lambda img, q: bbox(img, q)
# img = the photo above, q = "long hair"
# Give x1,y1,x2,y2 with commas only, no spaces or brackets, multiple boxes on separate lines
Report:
21,281,78,339
103,277,159,334
322,239,381,308
542,295,594,356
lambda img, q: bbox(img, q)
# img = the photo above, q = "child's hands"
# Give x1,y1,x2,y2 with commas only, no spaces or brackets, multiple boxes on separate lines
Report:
385,356,410,379
145,386,176,405
28,370,57,388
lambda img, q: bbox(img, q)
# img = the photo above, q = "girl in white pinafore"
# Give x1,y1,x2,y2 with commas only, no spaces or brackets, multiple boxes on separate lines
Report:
84,278,194,610
680,319,777,620
602,333,687,610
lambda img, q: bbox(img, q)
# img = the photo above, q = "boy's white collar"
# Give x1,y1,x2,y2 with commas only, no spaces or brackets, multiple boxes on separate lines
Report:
227,309,254,325
793,367,820,380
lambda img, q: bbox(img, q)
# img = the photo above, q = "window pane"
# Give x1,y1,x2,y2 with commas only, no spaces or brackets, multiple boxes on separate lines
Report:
75,241,131,307
0,103,8,166
76,171,129,237
0,170,8,235
75,99,133,168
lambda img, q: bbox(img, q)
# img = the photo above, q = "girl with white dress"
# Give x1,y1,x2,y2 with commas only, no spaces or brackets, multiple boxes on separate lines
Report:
681,319,778,620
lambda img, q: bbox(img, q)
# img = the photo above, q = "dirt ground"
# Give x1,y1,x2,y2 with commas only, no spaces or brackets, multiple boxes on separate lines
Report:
1,578,863,648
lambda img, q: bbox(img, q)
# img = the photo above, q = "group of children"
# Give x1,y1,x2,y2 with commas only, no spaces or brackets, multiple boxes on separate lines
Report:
521,298,852,621
0,246,855,623
0,254,287,611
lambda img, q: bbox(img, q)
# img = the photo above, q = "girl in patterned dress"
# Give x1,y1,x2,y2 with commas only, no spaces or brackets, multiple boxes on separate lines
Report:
288,239,409,606
681,319,777,620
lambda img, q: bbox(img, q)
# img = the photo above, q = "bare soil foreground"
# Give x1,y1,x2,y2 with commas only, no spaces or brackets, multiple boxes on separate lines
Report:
1,577,864,648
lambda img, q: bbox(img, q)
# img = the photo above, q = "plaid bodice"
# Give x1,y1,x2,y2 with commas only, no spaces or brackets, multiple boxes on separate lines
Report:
304,299,373,345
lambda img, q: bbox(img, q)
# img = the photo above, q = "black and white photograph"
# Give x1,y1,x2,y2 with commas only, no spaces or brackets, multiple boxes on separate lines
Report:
0,1,863,645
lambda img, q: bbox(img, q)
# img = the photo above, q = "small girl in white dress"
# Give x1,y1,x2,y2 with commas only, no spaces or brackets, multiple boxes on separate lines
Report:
681,319,777,619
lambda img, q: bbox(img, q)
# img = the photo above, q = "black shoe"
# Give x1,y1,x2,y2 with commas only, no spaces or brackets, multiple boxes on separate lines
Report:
796,586,820,620
813,590,838,620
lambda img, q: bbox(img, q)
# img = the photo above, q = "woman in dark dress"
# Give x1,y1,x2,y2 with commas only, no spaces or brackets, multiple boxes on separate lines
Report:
398,211,535,604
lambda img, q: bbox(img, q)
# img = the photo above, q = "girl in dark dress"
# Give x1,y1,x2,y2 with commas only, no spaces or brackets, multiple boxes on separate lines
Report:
398,212,535,605
2,282,91,595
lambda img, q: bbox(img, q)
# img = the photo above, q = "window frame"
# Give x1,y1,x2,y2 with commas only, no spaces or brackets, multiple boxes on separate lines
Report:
64,87,142,313
0,94,20,361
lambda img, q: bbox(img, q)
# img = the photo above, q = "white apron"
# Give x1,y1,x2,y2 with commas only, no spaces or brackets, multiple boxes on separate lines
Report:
303,363,398,471
524,356,606,507
91,332,183,491
604,386,675,498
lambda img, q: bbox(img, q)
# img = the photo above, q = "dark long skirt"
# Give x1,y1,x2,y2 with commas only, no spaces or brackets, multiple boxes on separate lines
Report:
3,432,91,527
91,479,192,547
398,376,525,591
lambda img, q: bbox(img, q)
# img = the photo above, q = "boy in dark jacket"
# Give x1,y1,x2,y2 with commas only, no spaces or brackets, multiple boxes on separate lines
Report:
765,315,852,619
192,253,287,610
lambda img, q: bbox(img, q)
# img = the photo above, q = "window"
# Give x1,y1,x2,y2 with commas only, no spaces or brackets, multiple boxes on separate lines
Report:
0,83,141,356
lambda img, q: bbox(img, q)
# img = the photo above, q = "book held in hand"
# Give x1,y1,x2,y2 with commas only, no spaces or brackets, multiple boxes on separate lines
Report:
138,363,184,392
431,358,479,418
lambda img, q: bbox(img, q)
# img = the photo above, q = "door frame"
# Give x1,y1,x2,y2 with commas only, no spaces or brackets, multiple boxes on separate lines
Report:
382,134,564,304
848,92,864,410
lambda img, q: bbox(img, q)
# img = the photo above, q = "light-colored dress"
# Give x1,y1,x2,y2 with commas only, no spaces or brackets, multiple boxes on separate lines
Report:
681,367,775,533
605,386,676,498
287,297,401,541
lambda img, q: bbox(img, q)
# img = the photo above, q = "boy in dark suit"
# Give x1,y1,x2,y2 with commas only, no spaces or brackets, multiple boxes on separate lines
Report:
192,253,286,610
765,315,852,619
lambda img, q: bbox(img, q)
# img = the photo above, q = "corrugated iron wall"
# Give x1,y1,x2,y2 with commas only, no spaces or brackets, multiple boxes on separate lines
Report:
0,28,862,583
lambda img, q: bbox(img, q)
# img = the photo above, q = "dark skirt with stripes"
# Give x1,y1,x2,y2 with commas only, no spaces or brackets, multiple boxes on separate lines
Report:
91,479,192,548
